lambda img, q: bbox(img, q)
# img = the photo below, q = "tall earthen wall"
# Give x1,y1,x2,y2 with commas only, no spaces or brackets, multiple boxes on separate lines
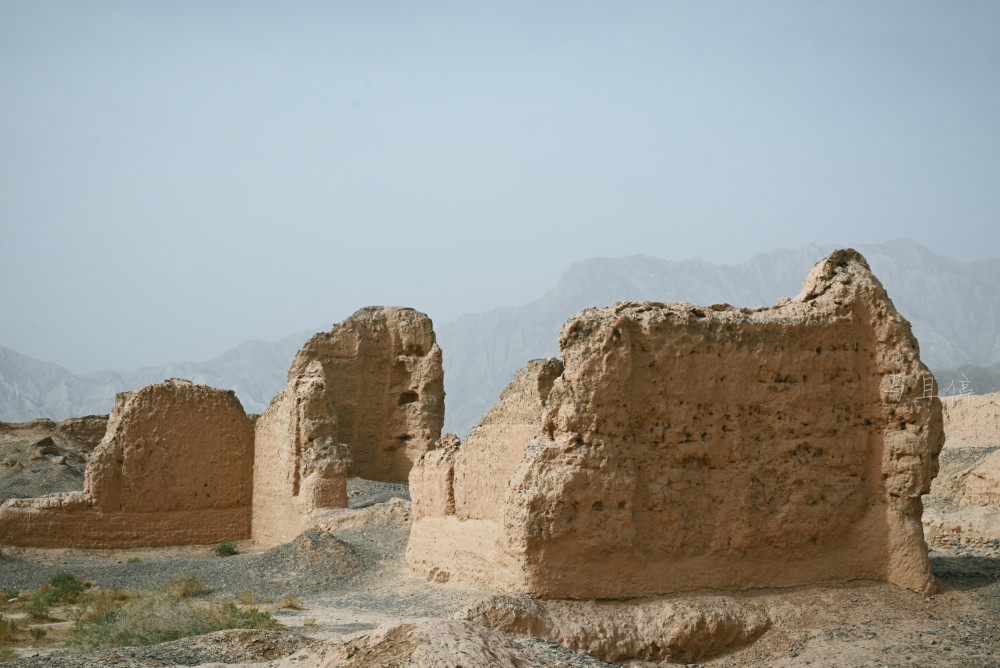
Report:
0,379,254,548
252,306,444,545
288,306,444,483
406,250,944,596
252,362,349,546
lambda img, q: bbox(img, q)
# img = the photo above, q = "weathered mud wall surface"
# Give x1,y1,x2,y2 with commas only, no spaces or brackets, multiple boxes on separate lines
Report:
0,380,254,548
942,392,1000,448
253,307,443,546
288,306,444,483
407,249,943,596
960,450,1000,506
252,362,350,546
407,359,561,586
922,393,1000,549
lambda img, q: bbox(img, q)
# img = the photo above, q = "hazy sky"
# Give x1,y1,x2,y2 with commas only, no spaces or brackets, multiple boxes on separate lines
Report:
2,1,998,373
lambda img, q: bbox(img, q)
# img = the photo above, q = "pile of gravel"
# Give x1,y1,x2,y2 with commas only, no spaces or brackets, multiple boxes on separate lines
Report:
346,478,410,509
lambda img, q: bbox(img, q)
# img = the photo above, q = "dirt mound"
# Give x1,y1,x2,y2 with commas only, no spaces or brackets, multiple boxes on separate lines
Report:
271,618,616,668
461,595,771,664
263,529,364,580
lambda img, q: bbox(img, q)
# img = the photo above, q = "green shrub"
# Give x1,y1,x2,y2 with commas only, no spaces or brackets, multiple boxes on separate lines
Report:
0,588,18,601
126,557,142,564
49,573,85,600
213,540,238,557
23,590,53,619
70,593,276,650
22,573,86,618
29,627,47,641
0,647,18,660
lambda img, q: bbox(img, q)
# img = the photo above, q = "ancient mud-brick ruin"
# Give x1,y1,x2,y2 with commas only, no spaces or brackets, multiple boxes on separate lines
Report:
407,249,944,596
0,307,445,549
253,306,444,545
0,379,254,548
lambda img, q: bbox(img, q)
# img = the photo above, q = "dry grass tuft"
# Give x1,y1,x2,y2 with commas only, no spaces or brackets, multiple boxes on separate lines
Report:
0,613,17,643
272,595,303,611
236,591,256,606
161,575,207,600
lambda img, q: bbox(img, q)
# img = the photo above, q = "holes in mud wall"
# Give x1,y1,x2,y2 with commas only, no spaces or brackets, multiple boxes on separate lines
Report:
398,391,418,405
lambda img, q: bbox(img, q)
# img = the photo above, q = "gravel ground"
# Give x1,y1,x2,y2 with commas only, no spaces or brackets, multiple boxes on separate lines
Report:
7,629,313,667
508,637,620,667
0,480,412,601
345,478,409,509
0,529,364,600
5,629,620,668
3,478,1000,667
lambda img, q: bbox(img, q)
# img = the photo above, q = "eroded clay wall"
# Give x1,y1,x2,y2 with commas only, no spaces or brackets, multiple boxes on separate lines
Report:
252,388,306,546
961,450,1000,506
942,392,1000,448
0,379,254,548
407,250,943,596
452,358,563,522
252,362,349,546
407,359,561,585
941,392,1000,506
288,306,444,483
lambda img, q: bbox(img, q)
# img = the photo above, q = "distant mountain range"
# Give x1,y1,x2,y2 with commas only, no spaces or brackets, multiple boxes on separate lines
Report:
2,239,998,436
0,332,311,422
436,238,1000,435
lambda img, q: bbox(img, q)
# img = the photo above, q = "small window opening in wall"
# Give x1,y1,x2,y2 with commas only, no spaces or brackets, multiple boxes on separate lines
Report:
399,391,418,405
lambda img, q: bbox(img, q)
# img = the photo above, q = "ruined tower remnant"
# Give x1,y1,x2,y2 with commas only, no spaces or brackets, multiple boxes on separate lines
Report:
253,306,444,545
406,249,944,596
0,307,444,550
0,379,254,548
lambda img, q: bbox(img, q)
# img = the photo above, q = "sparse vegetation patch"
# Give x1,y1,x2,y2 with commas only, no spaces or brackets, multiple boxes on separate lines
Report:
69,593,276,650
0,613,17,643
161,574,207,600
